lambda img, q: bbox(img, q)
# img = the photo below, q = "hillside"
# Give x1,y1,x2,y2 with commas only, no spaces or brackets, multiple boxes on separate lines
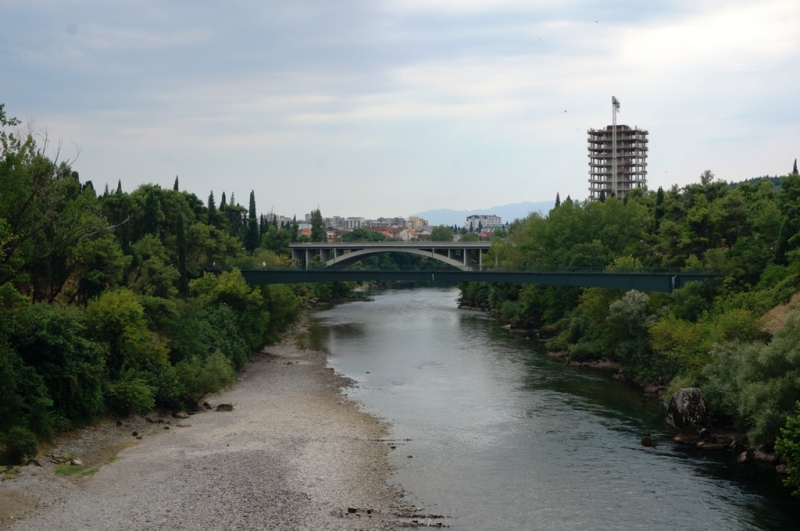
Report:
415,200,555,227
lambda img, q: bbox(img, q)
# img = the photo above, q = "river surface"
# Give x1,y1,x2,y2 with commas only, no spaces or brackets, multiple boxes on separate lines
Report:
306,286,800,530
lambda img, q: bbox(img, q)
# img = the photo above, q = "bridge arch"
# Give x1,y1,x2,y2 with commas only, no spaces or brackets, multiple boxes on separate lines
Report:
323,247,470,270
290,242,490,271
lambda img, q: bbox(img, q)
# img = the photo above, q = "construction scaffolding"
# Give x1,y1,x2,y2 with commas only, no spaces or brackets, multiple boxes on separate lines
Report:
588,97,648,200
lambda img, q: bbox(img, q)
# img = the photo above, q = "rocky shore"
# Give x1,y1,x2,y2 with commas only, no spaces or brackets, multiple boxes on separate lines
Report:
1,322,417,530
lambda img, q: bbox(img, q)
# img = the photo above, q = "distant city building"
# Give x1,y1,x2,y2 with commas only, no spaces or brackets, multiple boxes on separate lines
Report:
365,217,405,228
588,97,648,200
406,216,427,230
345,217,365,229
465,214,502,231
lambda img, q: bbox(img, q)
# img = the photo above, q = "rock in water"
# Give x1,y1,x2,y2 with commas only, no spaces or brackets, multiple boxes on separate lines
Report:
667,388,707,430
640,432,655,447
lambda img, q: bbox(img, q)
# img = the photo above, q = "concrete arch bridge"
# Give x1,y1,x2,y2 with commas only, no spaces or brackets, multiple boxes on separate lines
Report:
290,242,491,271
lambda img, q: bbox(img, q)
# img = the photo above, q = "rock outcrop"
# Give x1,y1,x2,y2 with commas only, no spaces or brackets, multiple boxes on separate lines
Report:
667,388,707,430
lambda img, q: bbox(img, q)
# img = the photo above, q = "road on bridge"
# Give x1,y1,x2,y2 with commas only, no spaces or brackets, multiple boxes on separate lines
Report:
240,268,718,294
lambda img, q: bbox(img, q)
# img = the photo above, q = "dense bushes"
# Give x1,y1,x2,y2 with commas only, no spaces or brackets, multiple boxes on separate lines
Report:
0,106,306,464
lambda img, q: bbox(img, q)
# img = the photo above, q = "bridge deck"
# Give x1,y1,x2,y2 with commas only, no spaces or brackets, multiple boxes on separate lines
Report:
240,269,717,293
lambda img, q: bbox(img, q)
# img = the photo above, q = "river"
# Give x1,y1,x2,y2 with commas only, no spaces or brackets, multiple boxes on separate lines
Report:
306,286,800,530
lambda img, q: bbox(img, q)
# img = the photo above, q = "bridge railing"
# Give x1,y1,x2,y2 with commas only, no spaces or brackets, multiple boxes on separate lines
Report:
204,263,720,275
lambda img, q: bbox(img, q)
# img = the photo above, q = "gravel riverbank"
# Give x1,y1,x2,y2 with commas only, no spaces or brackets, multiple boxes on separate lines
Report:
1,323,413,530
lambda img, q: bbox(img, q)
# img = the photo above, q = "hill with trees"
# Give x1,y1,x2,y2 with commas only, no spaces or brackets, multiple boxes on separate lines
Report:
0,105,320,464
459,168,800,495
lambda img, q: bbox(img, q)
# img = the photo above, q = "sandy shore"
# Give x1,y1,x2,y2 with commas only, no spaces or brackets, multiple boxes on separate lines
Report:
1,323,415,530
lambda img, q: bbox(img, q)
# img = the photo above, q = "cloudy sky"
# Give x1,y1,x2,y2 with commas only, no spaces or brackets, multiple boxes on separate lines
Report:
2,0,799,219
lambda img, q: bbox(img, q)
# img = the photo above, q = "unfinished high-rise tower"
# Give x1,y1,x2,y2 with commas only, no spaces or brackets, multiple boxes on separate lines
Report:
588,97,648,200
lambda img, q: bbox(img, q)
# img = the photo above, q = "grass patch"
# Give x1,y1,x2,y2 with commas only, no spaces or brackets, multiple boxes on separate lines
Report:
54,464,90,476
55,463,102,478
107,456,119,464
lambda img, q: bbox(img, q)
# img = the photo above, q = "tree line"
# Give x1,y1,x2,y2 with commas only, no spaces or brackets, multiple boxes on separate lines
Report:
0,105,332,464
459,167,800,495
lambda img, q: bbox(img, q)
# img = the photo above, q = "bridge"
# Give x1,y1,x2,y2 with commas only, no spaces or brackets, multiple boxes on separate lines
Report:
241,268,718,294
290,242,491,271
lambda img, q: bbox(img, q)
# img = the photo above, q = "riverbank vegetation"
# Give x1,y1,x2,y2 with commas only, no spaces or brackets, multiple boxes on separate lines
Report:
0,106,315,464
459,168,800,493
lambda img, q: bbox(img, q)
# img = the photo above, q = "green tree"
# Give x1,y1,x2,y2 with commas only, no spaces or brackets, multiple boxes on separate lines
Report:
85,288,169,378
176,214,188,294
141,188,163,238
173,176,179,191
13,304,106,423
776,401,800,496
244,191,259,253
310,209,325,242
430,225,454,241
207,191,219,228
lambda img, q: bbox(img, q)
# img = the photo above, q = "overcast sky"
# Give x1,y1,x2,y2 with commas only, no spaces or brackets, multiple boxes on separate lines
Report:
2,1,799,219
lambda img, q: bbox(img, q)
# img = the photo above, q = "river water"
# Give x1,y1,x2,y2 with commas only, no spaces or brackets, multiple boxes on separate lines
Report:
306,286,800,530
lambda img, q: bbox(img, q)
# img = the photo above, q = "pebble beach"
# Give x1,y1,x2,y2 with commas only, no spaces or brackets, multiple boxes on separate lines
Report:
1,324,412,530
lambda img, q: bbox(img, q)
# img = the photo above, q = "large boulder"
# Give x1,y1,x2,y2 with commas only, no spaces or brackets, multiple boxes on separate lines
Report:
667,388,707,430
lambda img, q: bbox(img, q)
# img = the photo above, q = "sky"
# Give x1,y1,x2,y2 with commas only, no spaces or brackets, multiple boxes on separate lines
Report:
1,0,799,219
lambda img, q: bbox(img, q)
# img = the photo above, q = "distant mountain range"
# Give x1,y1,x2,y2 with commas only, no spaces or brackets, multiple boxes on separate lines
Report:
414,200,555,227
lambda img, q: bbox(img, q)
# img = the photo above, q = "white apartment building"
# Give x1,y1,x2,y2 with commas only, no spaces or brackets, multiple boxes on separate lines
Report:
465,214,502,231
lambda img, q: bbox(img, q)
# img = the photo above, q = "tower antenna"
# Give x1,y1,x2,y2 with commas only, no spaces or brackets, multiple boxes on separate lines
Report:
611,96,620,197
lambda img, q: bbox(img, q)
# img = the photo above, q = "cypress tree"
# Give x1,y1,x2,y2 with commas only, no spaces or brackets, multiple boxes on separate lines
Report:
654,186,665,229
103,183,109,197
208,191,218,228
173,175,179,191
220,192,227,210
176,214,188,294
774,207,798,265
116,180,122,194
555,192,561,208
599,190,606,203
794,159,798,175
310,209,325,242
291,215,299,242
244,191,259,252
142,189,163,237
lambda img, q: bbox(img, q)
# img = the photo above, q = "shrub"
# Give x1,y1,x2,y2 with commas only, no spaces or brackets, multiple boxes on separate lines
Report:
175,350,235,405
105,370,156,416
190,270,270,350
13,304,107,424
775,402,800,496
568,340,603,361
703,309,800,447
499,300,518,322
2,426,38,465
86,288,169,378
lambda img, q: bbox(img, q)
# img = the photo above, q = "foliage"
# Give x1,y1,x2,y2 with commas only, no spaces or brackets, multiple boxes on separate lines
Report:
190,270,270,350
1,426,38,465
702,310,800,448
12,304,106,424
775,401,800,496
104,369,156,416
175,350,236,405
430,225,454,241
85,288,169,377
0,106,307,446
